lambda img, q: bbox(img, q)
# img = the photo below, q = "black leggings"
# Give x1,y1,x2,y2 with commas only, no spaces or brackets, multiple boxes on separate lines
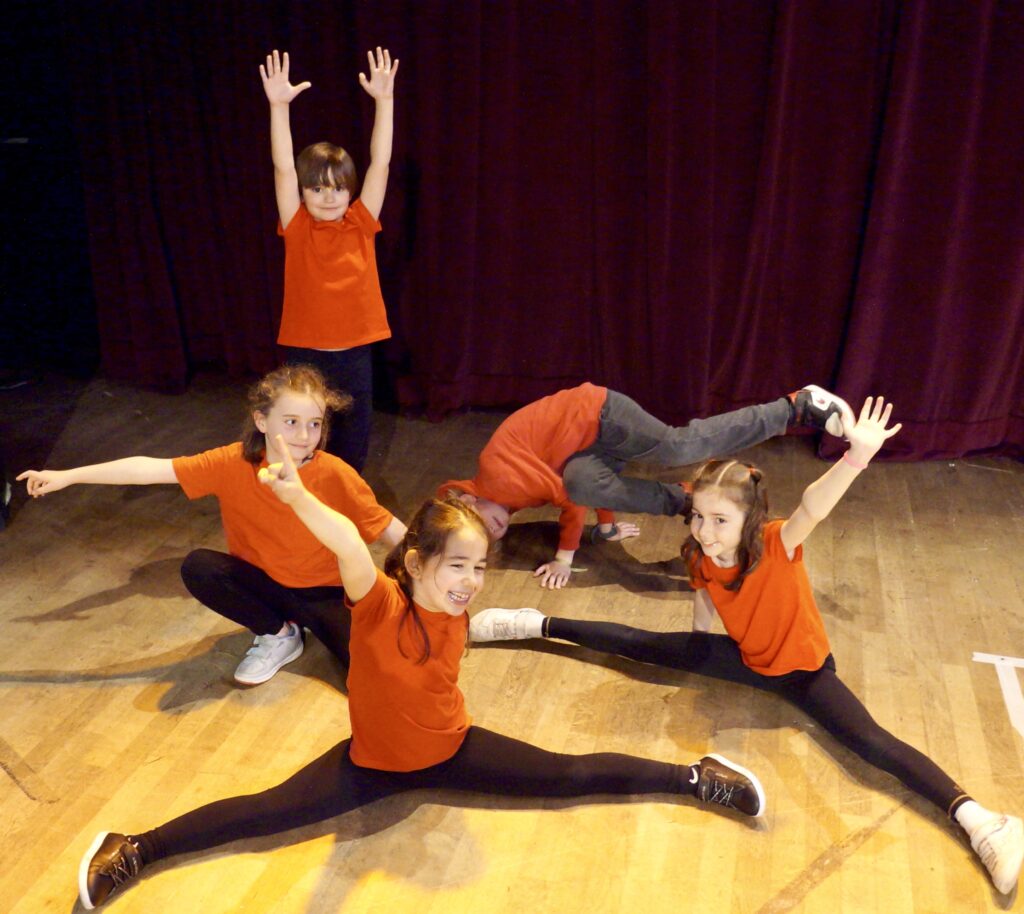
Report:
180,549,351,667
138,727,688,862
547,619,965,814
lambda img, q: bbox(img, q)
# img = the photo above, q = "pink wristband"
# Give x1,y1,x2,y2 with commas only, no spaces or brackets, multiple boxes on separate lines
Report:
842,452,868,470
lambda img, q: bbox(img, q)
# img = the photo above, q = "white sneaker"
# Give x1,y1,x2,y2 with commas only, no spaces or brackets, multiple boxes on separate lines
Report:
971,813,1023,894
234,622,304,685
469,608,545,642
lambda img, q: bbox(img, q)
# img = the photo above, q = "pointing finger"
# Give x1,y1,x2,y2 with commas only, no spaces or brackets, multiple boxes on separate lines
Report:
275,434,299,476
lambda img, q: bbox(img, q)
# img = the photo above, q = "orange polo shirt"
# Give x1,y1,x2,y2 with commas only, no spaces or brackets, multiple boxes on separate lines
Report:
277,199,390,349
346,570,471,771
172,443,392,588
439,383,615,551
690,520,831,676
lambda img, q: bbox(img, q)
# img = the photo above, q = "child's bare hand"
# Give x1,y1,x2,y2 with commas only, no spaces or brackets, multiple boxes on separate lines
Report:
358,47,399,99
257,436,307,503
603,521,640,542
16,469,71,497
260,50,312,105
846,397,902,463
534,559,572,589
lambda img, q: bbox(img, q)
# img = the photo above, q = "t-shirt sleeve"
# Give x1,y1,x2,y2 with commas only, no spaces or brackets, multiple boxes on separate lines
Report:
319,461,393,543
172,445,236,500
764,519,802,564
556,502,587,552
344,567,397,623
437,479,471,500
278,203,310,238
346,198,382,235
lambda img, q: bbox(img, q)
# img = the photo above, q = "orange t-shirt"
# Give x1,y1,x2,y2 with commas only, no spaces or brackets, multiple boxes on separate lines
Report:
172,443,392,588
276,199,391,349
346,570,471,771
690,519,831,676
439,383,615,551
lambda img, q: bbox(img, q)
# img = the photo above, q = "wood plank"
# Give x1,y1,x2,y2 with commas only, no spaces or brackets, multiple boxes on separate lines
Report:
1,373,1021,912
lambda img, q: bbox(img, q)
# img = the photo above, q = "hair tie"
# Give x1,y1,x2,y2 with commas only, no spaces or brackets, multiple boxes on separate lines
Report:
842,452,868,470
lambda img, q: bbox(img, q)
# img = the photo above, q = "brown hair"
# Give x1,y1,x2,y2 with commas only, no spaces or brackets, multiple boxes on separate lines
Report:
681,459,769,592
383,496,489,664
295,142,358,195
241,364,352,465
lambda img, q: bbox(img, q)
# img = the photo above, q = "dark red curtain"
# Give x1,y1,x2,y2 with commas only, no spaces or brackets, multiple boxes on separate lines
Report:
57,0,1024,459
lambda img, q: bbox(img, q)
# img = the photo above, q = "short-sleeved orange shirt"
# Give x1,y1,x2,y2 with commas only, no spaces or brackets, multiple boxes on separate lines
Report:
439,383,615,551
691,520,831,676
172,443,392,588
346,570,471,771
277,199,391,350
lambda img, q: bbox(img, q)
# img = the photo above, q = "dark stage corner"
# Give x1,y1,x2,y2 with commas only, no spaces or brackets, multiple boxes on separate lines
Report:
1,3,97,528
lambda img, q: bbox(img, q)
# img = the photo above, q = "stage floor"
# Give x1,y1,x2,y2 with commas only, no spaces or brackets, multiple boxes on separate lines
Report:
1,373,1022,913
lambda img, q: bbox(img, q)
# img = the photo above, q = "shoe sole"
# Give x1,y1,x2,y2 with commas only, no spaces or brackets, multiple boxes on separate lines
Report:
233,636,304,686
803,385,849,437
78,830,110,910
705,753,767,818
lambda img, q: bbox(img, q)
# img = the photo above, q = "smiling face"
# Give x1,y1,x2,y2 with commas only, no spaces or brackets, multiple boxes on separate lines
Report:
301,182,351,222
407,525,489,617
690,487,748,567
254,390,326,466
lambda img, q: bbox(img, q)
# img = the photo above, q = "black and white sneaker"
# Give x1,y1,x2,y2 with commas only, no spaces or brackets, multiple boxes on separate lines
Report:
788,385,852,437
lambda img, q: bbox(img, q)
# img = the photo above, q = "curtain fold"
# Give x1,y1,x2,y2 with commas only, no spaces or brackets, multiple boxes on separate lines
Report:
57,0,1023,457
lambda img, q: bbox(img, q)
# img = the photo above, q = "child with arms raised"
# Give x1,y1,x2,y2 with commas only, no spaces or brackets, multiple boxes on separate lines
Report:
472,397,1023,894
19,365,405,686
77,437,766,909
260,47,398,472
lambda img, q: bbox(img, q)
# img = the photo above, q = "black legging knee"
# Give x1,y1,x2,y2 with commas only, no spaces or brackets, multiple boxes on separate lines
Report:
180,549,351,666
139,727,687,863
547,617,964,813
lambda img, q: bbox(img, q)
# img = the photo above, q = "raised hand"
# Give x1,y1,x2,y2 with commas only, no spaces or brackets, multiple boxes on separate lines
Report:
358,46,399,99
17,469,72,497
258,435,307,504
844,396,902,464
260,50,312,105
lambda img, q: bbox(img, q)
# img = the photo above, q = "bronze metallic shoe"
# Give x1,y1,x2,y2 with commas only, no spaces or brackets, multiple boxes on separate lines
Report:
78,831,144,908
694,754,766,817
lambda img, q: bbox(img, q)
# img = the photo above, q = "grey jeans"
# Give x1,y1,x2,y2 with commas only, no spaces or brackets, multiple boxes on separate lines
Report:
561,391,791,515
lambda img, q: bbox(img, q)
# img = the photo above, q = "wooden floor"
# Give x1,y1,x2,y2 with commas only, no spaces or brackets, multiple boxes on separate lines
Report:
1,373,1022,913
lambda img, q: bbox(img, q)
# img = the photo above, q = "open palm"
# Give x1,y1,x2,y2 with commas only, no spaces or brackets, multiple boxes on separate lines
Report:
260,50,311,105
